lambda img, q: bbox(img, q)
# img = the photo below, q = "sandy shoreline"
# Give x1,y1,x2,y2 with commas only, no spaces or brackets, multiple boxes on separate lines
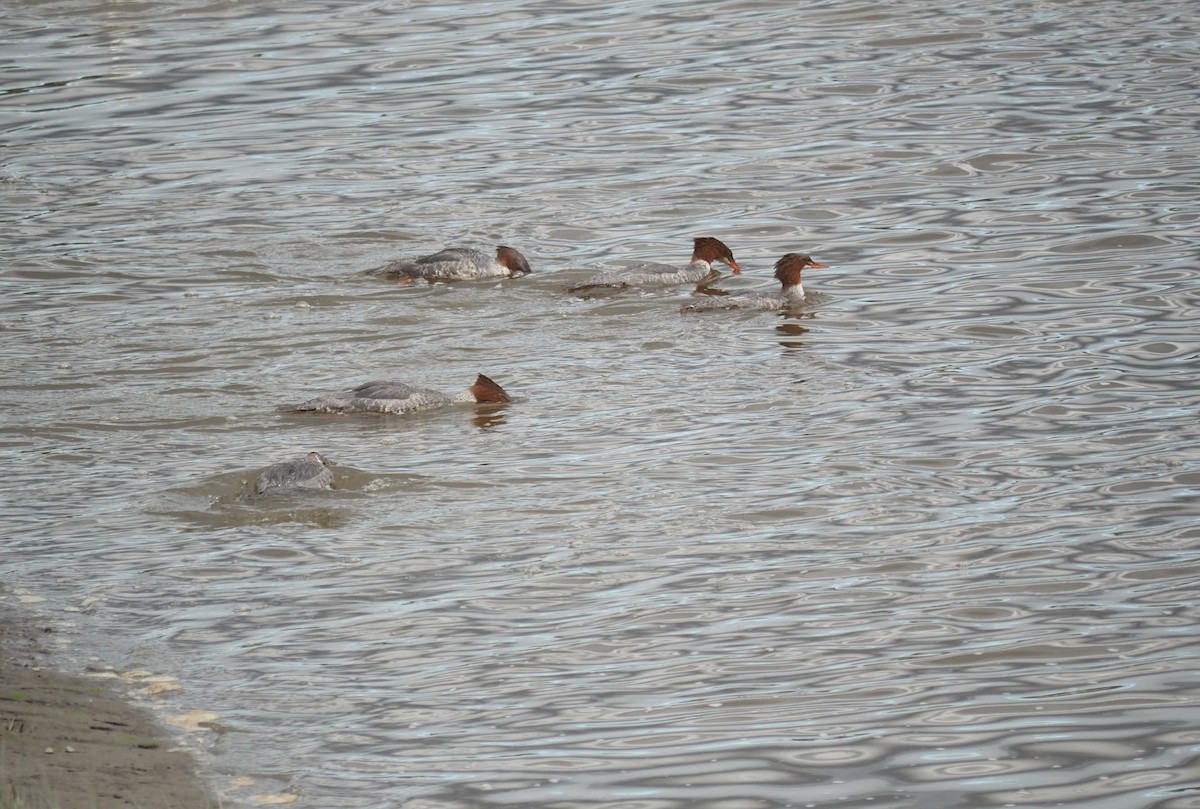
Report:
0,597,215,809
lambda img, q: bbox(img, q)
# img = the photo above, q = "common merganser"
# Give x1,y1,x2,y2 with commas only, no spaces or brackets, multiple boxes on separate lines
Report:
254,452,334,495
568,237,741,293
370,246,532,281
292,374,510,415
682,253,828,312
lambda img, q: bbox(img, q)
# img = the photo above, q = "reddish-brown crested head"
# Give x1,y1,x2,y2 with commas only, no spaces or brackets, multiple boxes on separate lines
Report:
495,245,532,277
691,237,741,274
469,373,512,404
773,253,829,287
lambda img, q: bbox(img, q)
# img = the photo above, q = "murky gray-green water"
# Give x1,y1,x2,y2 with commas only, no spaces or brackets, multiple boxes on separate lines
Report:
4,0,1200,806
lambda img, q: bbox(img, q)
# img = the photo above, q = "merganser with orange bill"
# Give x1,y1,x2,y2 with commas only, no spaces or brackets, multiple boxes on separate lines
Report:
291,374,511,415
371,246,532,281
568,237,741,293
682,253,828,312
254,452,334,495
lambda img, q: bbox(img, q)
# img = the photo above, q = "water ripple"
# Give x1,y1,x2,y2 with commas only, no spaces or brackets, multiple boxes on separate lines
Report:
3,0,1200,807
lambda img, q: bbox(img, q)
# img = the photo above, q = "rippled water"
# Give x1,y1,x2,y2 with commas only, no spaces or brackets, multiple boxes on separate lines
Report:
4,0,1200,806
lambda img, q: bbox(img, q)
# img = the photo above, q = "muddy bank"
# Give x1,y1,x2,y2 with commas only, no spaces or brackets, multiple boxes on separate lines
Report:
0,598,214,809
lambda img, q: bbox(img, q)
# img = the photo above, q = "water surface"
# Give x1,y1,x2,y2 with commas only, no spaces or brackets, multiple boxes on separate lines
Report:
3,0,1199,806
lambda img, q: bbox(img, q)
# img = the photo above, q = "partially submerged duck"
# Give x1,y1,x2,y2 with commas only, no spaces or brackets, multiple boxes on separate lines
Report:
254,451,334,495
370,246,532,281
568,237,741,293
291,374,510,415
683,253,828,312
